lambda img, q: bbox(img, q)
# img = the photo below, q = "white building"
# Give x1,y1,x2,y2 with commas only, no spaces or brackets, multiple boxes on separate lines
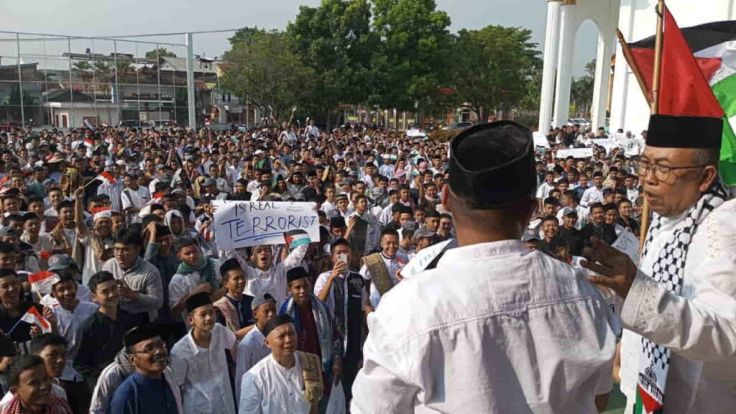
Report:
539,0,736,134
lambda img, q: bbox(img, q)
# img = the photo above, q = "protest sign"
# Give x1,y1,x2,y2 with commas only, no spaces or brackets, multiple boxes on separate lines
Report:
612,230,640,264
591,139,619,154
212,200,320,250
533,132,551,148
556,148,594,159
401,238,457,279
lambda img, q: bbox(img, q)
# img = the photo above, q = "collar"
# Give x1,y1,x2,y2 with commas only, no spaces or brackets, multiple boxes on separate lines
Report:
438,240,528,267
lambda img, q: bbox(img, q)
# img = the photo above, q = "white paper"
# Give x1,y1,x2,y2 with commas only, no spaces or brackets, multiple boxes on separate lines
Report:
212,200,319,250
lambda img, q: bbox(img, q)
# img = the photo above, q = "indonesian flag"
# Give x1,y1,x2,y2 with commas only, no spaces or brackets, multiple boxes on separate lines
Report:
284,229,311,251
20,306,52,333
83,137,95,147
28,271,60,297
96,171,117,185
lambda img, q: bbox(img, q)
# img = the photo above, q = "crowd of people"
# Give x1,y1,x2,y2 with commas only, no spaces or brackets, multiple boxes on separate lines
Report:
0,112,731,414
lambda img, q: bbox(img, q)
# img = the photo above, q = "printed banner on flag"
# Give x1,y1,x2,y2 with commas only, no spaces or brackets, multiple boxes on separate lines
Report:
20,306,52,333
212,200,319,250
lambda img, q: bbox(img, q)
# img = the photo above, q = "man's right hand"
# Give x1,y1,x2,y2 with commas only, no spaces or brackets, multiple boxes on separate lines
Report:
330,261,347,279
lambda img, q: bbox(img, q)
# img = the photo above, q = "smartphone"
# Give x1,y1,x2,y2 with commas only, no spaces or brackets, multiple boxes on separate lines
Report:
337,253,348,265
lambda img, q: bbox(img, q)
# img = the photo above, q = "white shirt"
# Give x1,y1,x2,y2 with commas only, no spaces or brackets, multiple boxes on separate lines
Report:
535,181,555,199
244,245,307,307
239,354,311,414
619,198,736,414
170,324,238,414
53,301,99,381
121,186,150,211
234,326,270,401
351,240,617,413
168,266,222,323
580,185,604,207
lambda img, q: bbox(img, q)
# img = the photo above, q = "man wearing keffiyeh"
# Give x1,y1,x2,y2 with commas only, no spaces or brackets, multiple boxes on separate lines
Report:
583,112,736,413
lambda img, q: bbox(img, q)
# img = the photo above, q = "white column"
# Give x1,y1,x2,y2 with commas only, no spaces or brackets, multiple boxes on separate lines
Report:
591,31,614,130
185,33,197,129
552,4,577,128
538,0,562,133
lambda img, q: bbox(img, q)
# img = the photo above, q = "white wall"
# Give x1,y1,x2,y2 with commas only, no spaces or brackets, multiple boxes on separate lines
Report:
610,0,736,134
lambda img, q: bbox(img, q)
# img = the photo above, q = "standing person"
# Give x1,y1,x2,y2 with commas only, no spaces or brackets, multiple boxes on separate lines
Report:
580,171,605,207
581,202,617,245
212,258,254,340
583,112,736,413
279,267,342,408
351,122,617,412
49,275,97,413
168,237,223,324
102,230,164,322
238,315,323,414
234,293,276,401
170,293,237,414
359,228,406,311
107,325,182,414
242,242,308,307
1,355,72,414
74,271,147,392
313,238,365,404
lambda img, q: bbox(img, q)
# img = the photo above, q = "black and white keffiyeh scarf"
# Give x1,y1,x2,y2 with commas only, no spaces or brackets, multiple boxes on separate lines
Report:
635,181,728,414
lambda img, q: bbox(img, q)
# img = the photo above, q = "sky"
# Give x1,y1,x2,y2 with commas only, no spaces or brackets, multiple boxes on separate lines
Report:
0,0,596,76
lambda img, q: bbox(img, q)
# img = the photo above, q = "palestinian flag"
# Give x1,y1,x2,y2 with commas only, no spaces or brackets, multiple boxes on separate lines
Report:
284,229,311,251
625,19,736,185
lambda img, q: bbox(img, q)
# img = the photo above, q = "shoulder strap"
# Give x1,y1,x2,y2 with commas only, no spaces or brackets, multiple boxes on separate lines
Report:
363,253,394,296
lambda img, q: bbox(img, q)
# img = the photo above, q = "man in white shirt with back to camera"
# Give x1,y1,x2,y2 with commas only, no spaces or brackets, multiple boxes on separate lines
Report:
351,121,618,413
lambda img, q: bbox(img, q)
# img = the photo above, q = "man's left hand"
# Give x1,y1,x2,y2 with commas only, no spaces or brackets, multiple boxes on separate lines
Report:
581,237,638,298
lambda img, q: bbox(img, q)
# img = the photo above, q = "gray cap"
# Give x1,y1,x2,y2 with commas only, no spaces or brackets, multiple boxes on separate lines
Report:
521,228,540,243
48,254,75,271
414,227,435,240
560,207,578,217
251,293,276,310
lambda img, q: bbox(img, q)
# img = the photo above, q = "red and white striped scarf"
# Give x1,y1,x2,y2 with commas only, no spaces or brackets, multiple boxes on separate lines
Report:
2,394,72,414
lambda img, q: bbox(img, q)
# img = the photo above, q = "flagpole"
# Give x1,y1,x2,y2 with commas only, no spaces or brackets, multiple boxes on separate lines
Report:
639,0,666,250
616,29,651,103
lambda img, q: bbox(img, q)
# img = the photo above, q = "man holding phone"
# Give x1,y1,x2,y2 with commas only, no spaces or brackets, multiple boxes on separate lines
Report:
314,238,365,403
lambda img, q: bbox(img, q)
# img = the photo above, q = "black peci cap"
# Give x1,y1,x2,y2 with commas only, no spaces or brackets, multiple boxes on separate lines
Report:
647,114,722,149
448,121,536,209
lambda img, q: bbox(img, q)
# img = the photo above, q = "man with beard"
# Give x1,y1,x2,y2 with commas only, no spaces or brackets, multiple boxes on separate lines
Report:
108,325,182,414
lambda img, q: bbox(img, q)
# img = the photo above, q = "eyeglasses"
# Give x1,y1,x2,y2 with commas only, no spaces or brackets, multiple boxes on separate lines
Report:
131,340,167,354
637,161,707,183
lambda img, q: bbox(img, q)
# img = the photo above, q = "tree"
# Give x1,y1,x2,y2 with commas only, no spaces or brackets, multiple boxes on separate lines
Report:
287,0,377,123
221,28,315,123
570,59,596,118
449,25,542,122
145,48,177,59
370,0,452,111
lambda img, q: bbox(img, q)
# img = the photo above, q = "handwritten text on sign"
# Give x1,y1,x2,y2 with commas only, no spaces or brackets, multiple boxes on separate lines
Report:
213,200,320,249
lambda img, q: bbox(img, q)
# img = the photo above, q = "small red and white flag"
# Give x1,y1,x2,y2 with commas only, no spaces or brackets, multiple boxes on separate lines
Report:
28,271,60,297
96,171,117,185
20,306,52,333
